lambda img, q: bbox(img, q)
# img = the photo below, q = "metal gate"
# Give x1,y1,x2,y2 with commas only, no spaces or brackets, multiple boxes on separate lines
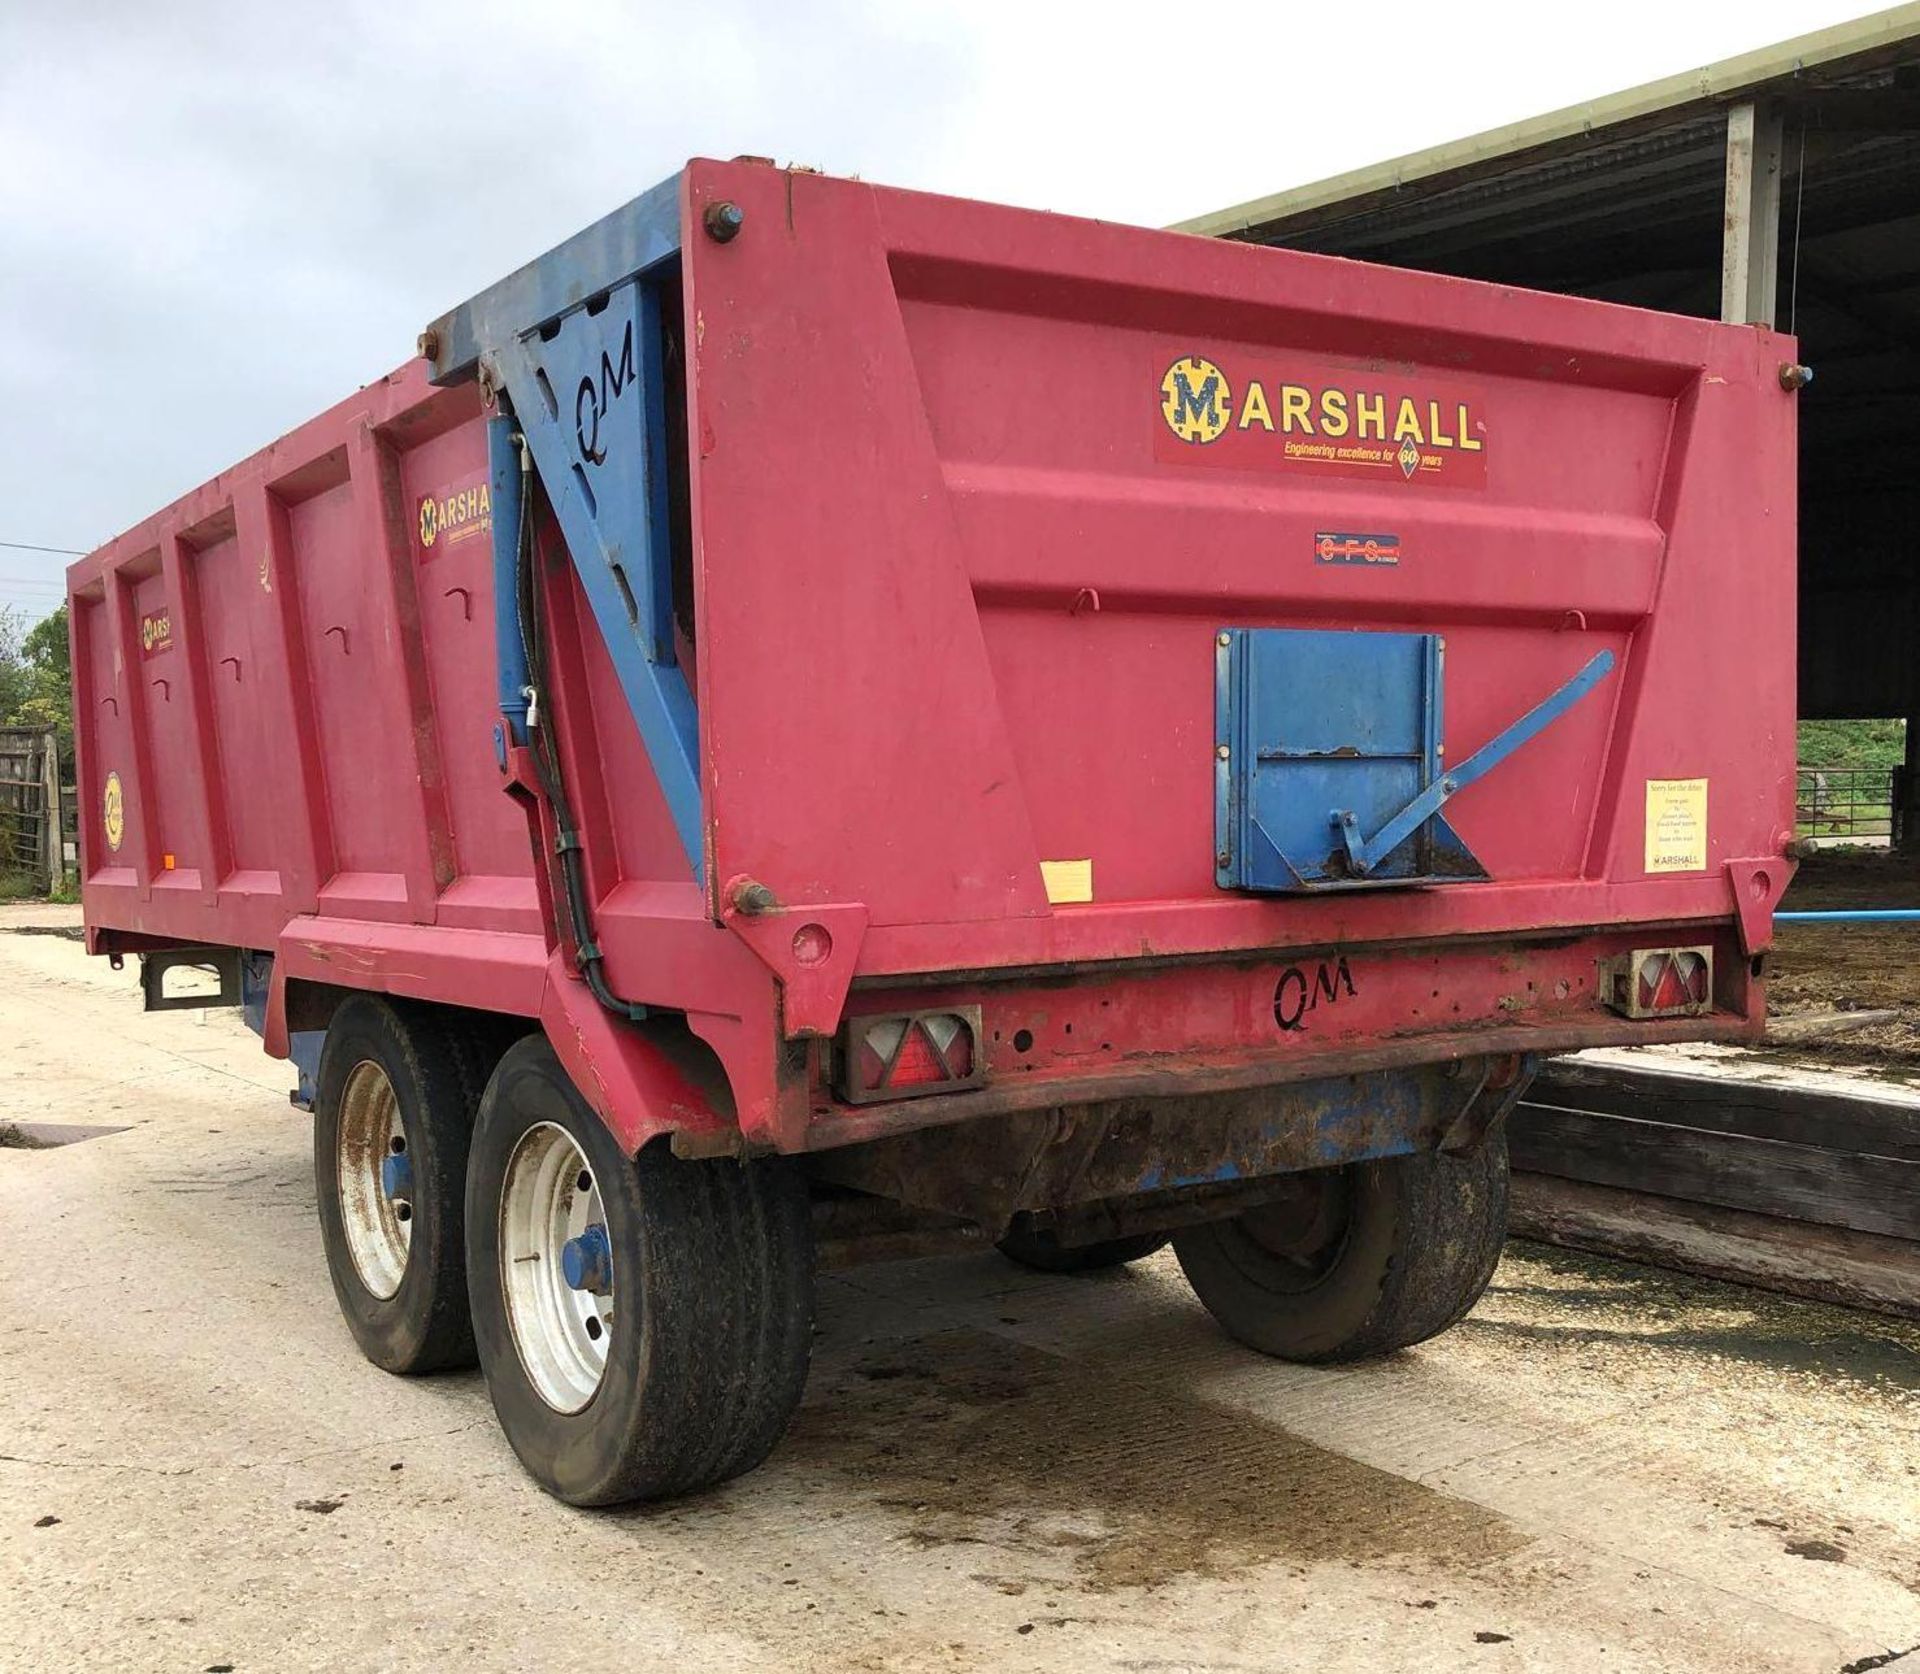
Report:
1797,764,1894,845
0,727,66,894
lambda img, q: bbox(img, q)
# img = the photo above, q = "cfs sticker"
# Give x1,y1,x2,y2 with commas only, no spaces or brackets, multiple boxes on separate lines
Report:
1156,351,1488,487
1645,778,1708,873
139,607,173,657
1316,531,1400,567
416,471,492,559
103,772,125,853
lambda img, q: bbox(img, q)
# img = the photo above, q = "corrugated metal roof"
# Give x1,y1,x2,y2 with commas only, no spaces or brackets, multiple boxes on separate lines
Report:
1173,6,1920,721
1178,3,1920,242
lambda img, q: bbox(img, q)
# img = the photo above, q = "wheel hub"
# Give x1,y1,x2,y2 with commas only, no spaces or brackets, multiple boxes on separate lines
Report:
337,1060,411,1300
561,1224,613,1296
380,1150,414,1201
1237,1169,1355,1290
499,1123,615,1413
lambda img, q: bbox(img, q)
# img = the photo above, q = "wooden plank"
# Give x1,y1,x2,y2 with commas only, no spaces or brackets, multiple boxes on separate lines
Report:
1527,1058,1920,1163
1511,1171,1920,1321
1508,1103,1919,1240
42,736,65,893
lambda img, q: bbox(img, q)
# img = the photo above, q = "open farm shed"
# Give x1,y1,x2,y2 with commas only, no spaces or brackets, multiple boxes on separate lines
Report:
1182,5,1920,839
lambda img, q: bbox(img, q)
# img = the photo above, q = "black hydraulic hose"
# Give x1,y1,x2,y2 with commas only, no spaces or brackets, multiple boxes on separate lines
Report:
512,438,647,1023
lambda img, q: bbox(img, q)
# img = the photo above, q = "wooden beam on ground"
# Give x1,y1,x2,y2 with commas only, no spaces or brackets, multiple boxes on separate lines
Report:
1525,1057,1920,1160
1511,1102,1917,1239
1511,1172,1920,1321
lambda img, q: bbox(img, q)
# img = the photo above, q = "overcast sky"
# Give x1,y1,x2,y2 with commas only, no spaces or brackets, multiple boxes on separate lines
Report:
0,0,1876,623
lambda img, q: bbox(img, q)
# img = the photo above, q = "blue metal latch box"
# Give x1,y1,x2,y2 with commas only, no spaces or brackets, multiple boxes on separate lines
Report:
1214,628,1613,894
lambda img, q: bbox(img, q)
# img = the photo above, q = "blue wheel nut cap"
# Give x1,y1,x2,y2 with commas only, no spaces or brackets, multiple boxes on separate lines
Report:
562,1223,613,1294
380,1151,413,1200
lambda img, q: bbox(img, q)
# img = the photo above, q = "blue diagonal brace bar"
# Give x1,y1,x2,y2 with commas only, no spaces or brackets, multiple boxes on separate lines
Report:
492,330,704,878
424,170,704,881
1337,650,1616,875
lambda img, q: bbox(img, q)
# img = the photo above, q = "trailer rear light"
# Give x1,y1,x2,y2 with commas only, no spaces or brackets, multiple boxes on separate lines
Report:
1599,947,1713,1020
836,1007,986,1105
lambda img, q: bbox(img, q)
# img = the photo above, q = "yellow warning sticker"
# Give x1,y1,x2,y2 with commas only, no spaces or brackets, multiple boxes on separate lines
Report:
1040,858,1093,905
1645,778,1708,873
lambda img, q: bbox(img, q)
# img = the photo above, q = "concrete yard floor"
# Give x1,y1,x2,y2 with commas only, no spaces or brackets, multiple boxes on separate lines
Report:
1,904,1916,1674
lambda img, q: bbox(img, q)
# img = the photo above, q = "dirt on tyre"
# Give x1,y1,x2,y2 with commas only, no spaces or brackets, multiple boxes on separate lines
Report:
466,1034,815,1506
313,995,488,1375
997,1224,1169,1273
1173,1134,1509,1363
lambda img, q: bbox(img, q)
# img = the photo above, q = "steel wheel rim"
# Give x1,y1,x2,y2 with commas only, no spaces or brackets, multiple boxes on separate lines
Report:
499,1121,614,1414
337,1059,411,1300
1237,1169,1356,1293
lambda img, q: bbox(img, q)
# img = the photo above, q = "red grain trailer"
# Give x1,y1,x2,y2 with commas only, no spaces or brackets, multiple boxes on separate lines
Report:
69,158,1800,1504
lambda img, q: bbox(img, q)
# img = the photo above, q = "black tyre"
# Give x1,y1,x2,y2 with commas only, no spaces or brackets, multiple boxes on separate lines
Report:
1173,1134,1509,1363
466,1035,815,1506
313,995,488,1374
997,1225,1170,1273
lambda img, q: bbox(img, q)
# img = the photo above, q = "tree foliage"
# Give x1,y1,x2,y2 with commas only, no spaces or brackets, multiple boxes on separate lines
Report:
0,604,72,766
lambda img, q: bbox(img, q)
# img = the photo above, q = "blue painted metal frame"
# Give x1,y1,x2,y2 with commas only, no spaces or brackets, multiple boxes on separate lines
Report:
239,950,326,1109
424,173,685,386
1216,628,1614,893
429,172,704,879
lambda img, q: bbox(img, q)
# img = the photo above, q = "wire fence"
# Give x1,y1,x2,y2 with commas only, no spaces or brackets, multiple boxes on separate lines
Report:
1795,764,1894,843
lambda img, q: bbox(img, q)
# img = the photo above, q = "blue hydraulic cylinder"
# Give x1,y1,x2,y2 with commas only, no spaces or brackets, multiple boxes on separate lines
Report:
489,414,531,745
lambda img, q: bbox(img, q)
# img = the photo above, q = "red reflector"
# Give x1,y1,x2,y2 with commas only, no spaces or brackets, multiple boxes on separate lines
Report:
838,1009,984,1104
890,1023,950,1086
1601,947,1713,1020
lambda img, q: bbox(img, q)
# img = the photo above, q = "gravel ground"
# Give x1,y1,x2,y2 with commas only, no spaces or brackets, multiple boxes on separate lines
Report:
1,903,1916,1673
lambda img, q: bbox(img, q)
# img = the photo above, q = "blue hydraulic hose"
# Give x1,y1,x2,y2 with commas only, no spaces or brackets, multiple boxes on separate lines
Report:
1774,910,1920,923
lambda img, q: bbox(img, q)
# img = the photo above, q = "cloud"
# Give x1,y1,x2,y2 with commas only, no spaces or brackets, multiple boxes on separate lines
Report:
0,0,1862,613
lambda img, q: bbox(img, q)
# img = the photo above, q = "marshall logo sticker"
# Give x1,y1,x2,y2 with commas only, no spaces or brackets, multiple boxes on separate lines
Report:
1315,531,1401,567
1159,355,1234,445
416,471,492,559
1156,352,1488,487
139,607,174,657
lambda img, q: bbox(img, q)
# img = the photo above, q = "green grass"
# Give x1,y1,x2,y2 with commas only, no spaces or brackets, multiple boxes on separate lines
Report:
1798,718,1905,771
0,871,77,903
